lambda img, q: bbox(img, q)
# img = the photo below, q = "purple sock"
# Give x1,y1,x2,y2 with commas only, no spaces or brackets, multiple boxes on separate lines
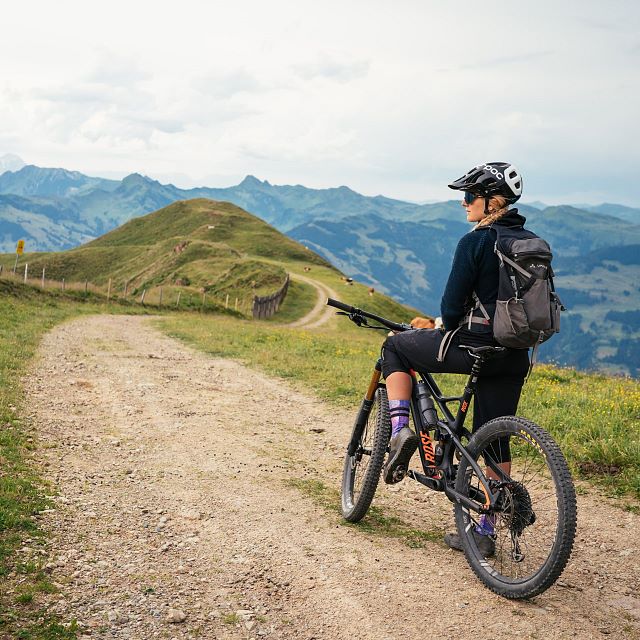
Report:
388,400,410,436
475,514,496,536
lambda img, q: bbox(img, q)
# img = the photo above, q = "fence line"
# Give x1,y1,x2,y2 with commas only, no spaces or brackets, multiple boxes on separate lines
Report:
252,274,290,319
0,266,290,319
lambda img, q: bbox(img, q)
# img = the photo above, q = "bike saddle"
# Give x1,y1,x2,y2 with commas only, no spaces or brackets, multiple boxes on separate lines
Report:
458,344,506,357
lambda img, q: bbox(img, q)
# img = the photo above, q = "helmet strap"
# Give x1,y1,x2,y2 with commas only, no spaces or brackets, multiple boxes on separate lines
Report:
483,197,490,215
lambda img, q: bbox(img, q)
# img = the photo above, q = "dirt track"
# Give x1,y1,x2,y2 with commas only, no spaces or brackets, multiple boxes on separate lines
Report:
24,316,640,639
286,274,339,329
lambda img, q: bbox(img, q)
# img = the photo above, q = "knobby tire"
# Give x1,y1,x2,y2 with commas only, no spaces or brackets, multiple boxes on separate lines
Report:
454,416,577,599
341,387,391,522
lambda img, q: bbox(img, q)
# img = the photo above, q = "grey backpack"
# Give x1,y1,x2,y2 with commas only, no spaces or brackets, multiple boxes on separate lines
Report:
467,224,564,356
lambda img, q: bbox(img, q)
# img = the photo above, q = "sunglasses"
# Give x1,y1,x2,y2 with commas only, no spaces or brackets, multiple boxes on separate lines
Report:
464,192,482,205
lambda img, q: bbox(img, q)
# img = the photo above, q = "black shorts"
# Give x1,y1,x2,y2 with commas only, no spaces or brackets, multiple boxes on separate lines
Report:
382,328,530,460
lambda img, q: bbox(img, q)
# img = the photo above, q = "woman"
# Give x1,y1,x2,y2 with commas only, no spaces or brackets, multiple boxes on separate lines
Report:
381,162,531,556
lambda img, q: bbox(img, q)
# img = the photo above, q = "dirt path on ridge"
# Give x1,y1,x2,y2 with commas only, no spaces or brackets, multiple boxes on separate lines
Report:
23,315,640,639
286,274,339,329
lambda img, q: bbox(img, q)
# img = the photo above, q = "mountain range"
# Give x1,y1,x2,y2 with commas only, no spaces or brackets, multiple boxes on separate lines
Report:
1,161,638,376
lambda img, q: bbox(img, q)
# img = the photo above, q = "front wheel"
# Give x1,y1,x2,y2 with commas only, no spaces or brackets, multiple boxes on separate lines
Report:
341,387,391,522
454,416,577,599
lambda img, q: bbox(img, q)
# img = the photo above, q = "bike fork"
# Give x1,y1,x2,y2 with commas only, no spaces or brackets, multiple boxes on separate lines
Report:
347,362,382,457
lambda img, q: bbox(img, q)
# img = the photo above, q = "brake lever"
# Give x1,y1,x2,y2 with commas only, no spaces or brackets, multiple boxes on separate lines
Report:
334,310,367,326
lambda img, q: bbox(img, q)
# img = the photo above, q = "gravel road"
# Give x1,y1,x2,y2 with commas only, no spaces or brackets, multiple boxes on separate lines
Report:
23,315,639,639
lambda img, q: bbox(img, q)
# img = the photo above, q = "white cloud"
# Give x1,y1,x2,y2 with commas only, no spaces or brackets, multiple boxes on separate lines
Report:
293,56,370,83
0,0,637,204
193,69,267,98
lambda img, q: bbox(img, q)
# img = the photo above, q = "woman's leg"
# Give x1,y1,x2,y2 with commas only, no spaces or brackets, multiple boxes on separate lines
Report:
381,330,471,483
385,371,412,400
470,354,528,539
473,353,529,479
383,370,417,483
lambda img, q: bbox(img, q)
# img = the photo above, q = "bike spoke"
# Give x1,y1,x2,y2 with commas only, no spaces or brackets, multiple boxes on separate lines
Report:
463,428,564,586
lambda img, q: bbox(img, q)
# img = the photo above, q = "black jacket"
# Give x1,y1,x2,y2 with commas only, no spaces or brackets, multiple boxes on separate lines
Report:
440,209,527,332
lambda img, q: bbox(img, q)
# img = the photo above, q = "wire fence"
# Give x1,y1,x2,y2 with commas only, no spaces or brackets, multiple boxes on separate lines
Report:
0,263,290,319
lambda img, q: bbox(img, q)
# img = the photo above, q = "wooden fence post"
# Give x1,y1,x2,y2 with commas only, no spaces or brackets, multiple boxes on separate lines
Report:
202,292,206,312
234,297,238,311
225,293,229,309
159,287,163,308
84,280,88,294
124,280,129,297
41,268,45,289
107,278,112,302
140,289,147,304
176,291,181,308
62,278,65,291
24,263,28,283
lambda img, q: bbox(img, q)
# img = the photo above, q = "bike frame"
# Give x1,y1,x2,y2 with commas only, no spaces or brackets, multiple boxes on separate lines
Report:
406,360,502,514
331,297,506,515
350,356,504,516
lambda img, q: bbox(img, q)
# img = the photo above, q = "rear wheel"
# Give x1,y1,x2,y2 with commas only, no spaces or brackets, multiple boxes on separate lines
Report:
341,387,391,522
454,416,577,599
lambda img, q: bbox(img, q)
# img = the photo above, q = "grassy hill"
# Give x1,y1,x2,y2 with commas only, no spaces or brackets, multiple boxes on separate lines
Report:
0,198,334,310
0,198,422,324
1,165,638,374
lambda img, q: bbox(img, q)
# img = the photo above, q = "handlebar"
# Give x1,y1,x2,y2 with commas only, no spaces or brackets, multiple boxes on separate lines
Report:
326,298,413,333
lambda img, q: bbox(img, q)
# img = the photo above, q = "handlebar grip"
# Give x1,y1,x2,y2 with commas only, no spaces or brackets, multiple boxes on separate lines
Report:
326,298,355,313
326,298,411,333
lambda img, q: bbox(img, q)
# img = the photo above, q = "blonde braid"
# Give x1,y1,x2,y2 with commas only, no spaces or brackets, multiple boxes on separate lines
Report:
474,196,510,229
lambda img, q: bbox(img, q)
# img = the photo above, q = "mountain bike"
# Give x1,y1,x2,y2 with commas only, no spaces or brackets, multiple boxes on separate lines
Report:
327,298,577,599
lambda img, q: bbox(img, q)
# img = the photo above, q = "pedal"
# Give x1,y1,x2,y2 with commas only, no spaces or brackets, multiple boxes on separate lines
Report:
392,466,406,482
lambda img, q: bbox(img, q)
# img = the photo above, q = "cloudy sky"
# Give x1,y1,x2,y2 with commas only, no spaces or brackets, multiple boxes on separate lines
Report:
1,0,638,205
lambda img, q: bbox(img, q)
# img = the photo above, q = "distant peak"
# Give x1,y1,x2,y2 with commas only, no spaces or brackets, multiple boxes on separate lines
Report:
239,175,263,187
122,172,155,185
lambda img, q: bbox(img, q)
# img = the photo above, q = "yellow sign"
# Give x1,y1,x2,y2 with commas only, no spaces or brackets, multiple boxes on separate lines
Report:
16,240,24,255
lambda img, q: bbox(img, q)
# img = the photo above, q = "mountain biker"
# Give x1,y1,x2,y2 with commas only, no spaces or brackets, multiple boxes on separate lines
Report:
381,162,531,557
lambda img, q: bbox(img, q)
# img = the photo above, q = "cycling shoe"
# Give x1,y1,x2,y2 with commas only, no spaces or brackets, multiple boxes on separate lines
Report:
383,426,418,484
444,530,496,558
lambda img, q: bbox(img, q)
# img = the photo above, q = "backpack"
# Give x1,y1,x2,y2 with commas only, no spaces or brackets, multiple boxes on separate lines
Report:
465,223,564,359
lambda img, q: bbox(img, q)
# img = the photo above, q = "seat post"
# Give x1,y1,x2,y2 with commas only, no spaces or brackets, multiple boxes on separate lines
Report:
464,356,483,395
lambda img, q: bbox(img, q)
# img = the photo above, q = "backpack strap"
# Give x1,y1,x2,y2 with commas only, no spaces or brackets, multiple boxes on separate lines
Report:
495,250,538,296
527,331,546,380
460,292,491,330
436,326,462,362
